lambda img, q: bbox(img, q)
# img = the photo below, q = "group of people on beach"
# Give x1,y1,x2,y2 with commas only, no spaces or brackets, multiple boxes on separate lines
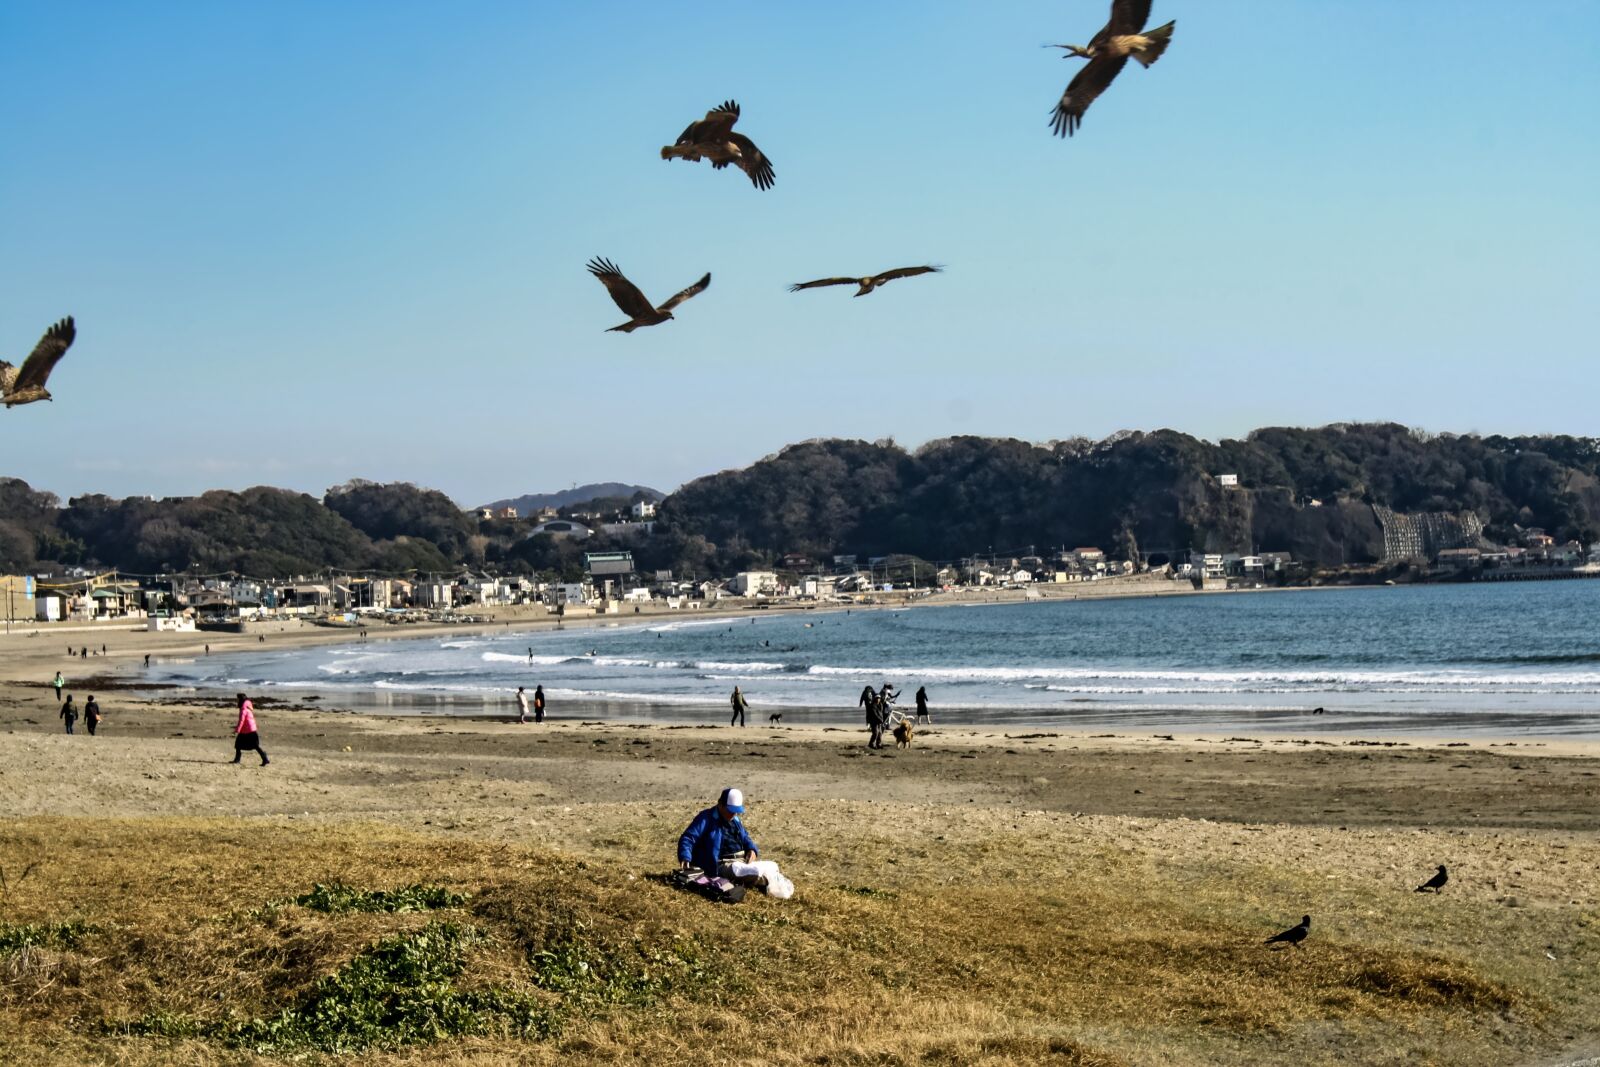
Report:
514,685,546,723
721,681,932,743
51,671,103,735
860,683,931,748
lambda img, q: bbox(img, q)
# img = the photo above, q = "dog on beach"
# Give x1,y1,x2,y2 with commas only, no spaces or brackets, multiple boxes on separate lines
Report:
893,719,914,749
769,713,783,725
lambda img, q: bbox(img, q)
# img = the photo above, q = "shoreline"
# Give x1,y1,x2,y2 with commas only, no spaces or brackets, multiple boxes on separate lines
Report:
9,580,1600,743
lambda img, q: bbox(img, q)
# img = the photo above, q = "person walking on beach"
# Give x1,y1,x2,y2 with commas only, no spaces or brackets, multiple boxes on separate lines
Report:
144,653,150,668
866,692,888,749
515,686,530,724
60,694,77,734
915,686,931,724
533,684,545,723
230,693,269,766
84,695,102,736
729,686,748,727
52,671,65,703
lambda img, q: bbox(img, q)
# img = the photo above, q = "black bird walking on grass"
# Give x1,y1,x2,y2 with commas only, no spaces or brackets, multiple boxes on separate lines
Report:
1415,865,1448,893
1264,915,1311,949
1048,0,1175,137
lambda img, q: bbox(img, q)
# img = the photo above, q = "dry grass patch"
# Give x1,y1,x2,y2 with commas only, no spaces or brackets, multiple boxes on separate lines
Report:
0,818,1565,1065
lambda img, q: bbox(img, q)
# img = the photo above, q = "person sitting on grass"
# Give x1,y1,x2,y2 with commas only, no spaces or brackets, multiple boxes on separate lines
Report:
678,787,758,880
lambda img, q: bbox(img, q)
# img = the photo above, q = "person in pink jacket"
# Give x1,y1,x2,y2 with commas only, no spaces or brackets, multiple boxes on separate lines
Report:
231,692,269,766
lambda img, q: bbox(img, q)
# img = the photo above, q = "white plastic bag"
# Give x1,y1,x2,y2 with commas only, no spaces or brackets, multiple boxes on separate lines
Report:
728,859,794,900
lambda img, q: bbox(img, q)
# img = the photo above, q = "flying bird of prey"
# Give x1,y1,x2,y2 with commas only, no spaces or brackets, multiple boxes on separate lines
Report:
2,317,76,408
661,101,775,190
789,266,942,298
1264,915,1311,949
1415,865,1449,893
586,258,710,333
1048,0,1175,137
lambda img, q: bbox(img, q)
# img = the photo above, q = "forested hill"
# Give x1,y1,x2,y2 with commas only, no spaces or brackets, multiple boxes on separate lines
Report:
2,425,1597,579
658,425,1600,570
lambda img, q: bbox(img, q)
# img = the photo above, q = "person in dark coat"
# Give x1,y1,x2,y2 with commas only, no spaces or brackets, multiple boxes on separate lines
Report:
84,695,102,736
60,694,77,734
533,685,545,723
914,686,931,724
867,693,888,749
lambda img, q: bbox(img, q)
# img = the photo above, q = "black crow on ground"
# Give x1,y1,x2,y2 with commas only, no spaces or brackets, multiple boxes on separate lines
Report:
1415,865,1448,893
1264,915,1311,948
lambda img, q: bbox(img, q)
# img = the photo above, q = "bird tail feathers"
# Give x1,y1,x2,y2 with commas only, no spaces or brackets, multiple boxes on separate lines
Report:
607,322,638,334
1133,21,1175,67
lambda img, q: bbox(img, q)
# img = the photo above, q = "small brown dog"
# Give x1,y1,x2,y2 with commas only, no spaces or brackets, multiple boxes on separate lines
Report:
893,719,914,749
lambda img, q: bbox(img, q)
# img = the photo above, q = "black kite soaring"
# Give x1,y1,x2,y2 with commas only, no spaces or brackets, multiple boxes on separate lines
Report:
661,101,775,191
586,258,710,333
2,317,76,408
789,266,942,298
1048,0,1175,137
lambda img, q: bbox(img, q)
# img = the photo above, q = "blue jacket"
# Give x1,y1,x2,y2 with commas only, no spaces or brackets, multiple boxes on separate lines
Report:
678,807,758,874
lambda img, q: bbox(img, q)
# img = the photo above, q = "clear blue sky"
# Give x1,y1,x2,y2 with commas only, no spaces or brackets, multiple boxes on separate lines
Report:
3,2,1597,506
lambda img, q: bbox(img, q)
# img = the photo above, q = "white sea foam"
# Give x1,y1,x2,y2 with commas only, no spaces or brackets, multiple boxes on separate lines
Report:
482,652,569,666
807,663,1600,690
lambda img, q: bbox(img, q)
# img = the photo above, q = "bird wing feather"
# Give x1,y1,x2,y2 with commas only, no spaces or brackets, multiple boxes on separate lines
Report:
1051,55,1128,136
788,277,859,292
726,133,775,190
657,272,711,313
874,265,942,284
13,317,75,392
676,100,740,147
1108,0,1154,35
586,259,657,321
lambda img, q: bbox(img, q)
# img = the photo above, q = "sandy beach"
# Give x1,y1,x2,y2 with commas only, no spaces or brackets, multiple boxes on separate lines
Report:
3,617,1599,1065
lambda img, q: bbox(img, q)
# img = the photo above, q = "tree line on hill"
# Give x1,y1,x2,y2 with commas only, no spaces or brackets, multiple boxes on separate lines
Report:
2,424,1597,581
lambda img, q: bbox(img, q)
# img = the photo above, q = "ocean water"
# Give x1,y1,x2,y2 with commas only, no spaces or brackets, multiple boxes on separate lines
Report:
154,582,1600,736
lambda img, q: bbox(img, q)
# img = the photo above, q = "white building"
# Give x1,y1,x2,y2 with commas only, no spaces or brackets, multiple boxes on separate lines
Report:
1219,474,1240,488
800,575,838,599
413,582,457,609
631,500,657,519
555,583,594,606
730,571,778,596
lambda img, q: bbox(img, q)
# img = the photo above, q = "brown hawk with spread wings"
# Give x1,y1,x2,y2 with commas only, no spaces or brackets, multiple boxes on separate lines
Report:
2,317,76,408
1048,0,1175,137
660,101,775,190
789,266,942,298
586,259,710,333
